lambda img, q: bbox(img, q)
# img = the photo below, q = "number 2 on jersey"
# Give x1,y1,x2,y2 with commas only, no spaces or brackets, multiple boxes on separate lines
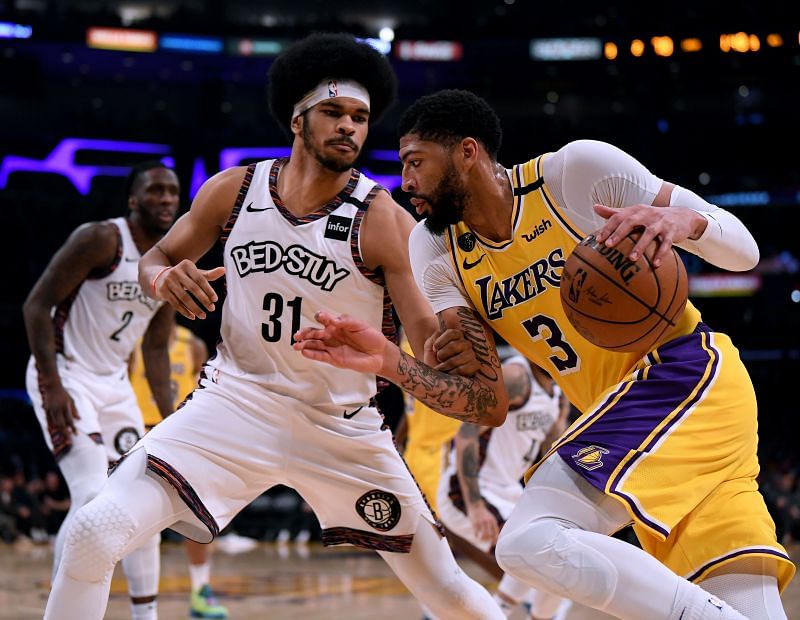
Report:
262,293,303,343
110,311,133,341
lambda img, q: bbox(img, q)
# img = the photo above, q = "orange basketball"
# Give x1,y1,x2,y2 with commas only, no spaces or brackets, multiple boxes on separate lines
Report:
560,230,688,353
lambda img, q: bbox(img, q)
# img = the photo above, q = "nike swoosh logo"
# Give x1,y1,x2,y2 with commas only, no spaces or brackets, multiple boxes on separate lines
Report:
124,257,138,262
343,406,363,420
462,255,485,270
245,202,273,212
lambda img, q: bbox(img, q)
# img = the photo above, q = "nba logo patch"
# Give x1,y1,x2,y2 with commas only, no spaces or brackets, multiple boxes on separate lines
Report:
328,80,338,98
325,215,352,241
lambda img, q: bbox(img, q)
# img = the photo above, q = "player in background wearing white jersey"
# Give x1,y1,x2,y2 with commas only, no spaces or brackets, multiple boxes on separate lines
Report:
438,356,572,620
23,161,179,620
43,34,506,620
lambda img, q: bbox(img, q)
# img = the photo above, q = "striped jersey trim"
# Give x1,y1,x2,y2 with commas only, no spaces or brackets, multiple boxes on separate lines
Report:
321,526,415,553
220,163,256,247
269,158,361,225
146,454,219,539
87,222,123,279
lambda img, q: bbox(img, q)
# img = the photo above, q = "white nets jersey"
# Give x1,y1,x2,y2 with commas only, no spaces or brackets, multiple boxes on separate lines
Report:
208,159,395,408
444,354,561,508
50,217,161,376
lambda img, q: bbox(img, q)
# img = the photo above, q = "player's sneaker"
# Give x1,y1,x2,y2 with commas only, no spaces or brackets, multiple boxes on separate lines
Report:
189,585,228,619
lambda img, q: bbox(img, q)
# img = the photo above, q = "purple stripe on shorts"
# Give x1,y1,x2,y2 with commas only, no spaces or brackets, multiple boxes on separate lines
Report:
687,547,791,583
557,331,718,536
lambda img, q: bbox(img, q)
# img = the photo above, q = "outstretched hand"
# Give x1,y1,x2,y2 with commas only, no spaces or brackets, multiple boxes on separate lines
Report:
293,311,390,374
592,203,703,267
154,259,225,320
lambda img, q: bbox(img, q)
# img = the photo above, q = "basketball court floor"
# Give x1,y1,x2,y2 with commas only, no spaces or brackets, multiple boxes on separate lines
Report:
1,537,798,619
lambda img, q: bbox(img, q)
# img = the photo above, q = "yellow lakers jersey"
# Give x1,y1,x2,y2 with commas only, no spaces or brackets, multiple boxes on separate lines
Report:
446,154,702,412
130,326,198,427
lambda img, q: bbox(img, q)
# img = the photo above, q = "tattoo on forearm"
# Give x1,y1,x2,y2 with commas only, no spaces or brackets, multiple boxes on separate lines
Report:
454,308,499,381
460,443,482,503
396,351,498,424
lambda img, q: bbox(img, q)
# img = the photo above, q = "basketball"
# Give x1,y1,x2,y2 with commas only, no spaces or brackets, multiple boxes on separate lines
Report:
560,230,688,353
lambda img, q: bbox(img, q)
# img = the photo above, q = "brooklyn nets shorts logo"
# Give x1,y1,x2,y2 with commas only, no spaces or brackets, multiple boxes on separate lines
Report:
114,427,140,455
355,489,401,532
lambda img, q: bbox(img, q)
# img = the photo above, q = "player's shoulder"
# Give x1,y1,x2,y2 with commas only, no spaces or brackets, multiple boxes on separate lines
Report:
409,220,447,254
67,219,120,255
544,139,634,180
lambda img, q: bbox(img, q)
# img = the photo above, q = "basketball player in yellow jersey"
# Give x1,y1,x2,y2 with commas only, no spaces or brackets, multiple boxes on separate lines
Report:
295,89,793,619
131,326,228,619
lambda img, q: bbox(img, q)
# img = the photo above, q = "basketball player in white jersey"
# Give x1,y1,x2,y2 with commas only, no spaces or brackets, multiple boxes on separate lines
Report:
43,34,504,620
23,161,179,620
437,356,571,620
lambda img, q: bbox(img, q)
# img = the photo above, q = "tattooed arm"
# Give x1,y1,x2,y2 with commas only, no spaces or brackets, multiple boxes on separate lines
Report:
293,307,508,426
455,422,499,542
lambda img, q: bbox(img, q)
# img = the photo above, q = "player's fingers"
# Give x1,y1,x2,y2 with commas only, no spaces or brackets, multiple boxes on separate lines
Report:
592,203,617,221
294,327,326,342
298,348,333,364
652,233,674,267
628,228,660,262
174,272,216,314
432,328,460,350
164,280,209,319
67,395,80,420
202,266,225,284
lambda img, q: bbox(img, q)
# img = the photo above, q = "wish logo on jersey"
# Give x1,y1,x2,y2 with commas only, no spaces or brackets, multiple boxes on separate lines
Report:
230,240,350,291
475,248,565,320
106,281,158,309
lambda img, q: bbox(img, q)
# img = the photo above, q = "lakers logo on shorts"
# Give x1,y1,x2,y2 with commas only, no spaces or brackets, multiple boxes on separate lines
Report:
356,490,401,532
572,445,609,471
114,427,140,455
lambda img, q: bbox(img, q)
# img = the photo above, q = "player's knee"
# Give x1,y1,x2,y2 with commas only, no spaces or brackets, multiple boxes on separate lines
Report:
62,496,137,583
495,518,565,588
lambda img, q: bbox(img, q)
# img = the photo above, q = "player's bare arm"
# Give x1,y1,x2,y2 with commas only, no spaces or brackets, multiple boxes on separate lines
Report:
140,166,245,319
360,193,480,376
295,306,508,426
22,222,119,435
502,361,532,410
455,422,499,543
140,304,175,419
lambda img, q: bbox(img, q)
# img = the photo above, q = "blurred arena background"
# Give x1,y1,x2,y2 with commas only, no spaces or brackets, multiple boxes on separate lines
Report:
0,1,798,617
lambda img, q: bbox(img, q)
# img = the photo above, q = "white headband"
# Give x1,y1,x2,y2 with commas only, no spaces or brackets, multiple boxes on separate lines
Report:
292,78,371,119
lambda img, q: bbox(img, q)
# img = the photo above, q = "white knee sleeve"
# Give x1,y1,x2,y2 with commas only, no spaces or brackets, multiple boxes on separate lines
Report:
63,495,137,583
496,518,618,608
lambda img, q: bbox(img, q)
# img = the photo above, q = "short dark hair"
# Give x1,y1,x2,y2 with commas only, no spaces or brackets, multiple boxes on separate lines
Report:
124,160,171,197
398,89,503,159
268,32,397,136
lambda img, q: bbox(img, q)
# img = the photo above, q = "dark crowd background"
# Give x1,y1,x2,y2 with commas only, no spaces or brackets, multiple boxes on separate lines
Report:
1,0,798,545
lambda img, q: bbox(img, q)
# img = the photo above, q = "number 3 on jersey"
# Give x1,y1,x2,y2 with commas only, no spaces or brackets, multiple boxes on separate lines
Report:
521,314,580,375
262,293,302,343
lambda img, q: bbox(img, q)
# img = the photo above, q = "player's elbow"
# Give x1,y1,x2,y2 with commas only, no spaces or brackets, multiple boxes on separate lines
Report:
734,244,760,272
484,394,509,427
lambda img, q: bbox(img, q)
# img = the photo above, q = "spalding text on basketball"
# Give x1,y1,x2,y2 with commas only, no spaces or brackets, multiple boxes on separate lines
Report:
581,235,641,284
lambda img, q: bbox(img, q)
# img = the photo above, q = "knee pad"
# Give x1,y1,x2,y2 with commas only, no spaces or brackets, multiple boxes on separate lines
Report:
495,518,617,607
63,496,137,583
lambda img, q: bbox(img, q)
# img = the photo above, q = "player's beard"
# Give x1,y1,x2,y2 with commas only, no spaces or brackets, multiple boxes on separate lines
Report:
422,159,468,235
302,120,360,173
